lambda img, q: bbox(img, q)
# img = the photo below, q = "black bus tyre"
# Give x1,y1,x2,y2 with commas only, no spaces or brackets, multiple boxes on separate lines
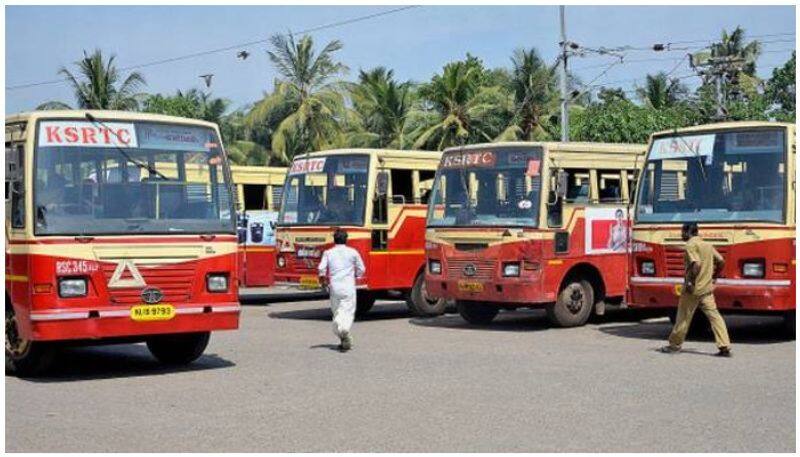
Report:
783,311,795,339
547,279,594,327
146,332,210,365
407,273,446,317
355,292,376,318
6,306,55,376
456,300,499,325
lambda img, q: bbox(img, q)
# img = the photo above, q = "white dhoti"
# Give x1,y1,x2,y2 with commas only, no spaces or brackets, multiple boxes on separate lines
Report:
330,291,356,338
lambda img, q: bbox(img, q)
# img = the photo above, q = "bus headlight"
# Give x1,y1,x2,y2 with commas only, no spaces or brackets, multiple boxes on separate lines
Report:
640,260,655,276
742,261,764,278
58,278,87,298
429,260,442,275
502,262,521,277
277,255,286,268
207,274,229,292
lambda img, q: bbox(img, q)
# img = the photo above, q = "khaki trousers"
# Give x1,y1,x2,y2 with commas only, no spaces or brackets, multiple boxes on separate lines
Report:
668,292,731,349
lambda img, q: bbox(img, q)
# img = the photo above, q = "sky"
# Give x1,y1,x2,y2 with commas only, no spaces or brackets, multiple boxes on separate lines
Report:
5,5,796,114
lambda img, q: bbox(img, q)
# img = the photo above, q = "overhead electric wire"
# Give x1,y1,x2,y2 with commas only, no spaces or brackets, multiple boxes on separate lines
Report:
6,5,420,91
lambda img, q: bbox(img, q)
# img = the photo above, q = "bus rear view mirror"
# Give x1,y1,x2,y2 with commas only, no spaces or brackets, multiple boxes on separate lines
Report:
556,170,568,199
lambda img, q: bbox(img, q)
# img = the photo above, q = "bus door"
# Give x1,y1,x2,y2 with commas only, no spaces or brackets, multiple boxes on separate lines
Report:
368,169,391,288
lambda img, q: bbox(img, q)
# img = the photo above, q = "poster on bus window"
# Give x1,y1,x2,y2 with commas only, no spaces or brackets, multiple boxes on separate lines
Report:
585,207,630,255
242,210,278,246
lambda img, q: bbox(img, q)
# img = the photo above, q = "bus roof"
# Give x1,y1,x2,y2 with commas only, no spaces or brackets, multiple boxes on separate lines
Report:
442,141,646,155
650,121,795,138
6,110,221,130
291,148,442,161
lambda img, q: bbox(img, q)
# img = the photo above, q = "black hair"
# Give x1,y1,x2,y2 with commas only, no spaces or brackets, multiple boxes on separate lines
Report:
333,228,348,245
682,222,699,236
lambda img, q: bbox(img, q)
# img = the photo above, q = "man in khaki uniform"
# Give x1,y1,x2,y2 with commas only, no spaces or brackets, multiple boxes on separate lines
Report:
661,222,732,357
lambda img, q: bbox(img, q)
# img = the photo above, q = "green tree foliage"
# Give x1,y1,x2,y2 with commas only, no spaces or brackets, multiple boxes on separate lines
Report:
636,72,689,109
765,51,796,121
38,49,145,110
245,34,348,164
571,98,697,144
348,67,413,148
502,48,559,141
143,89,228,124
411,55,513,150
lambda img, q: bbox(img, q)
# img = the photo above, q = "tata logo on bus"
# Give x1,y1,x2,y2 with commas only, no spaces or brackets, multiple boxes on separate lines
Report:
441,151,497,168
289,158,326,175
38,121,138,148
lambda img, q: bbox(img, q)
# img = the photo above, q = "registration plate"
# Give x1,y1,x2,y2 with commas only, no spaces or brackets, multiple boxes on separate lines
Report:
299,276,321,290
458,281,484,293
131,304,175,322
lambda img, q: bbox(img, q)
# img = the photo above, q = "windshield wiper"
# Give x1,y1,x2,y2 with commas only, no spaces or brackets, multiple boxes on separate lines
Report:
84,113,170,180
672,129,707,181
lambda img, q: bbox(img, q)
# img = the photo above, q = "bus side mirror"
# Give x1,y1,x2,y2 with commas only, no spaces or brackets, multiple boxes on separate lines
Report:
5,147,20,182
376,172,389,197
555,170,568,199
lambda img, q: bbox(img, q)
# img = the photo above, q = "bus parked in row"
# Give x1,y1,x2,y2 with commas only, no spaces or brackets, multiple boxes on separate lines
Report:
5,110,240,375
274,149,444,316
628,122,795,330
425,141,646,327
231,165,286,288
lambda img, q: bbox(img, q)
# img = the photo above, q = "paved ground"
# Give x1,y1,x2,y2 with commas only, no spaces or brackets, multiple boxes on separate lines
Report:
6,298,795,452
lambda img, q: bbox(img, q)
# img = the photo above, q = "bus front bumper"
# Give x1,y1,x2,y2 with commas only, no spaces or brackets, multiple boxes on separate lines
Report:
628,277,795,312
425,274,548,306
26,303,240,341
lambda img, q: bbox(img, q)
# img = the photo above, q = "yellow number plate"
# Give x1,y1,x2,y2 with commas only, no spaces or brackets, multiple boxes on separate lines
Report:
299,276,321,290
458,281,484,293
131,304,175,322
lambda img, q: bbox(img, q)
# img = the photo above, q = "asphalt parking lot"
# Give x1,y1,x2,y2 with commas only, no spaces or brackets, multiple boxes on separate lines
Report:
5,297,795,452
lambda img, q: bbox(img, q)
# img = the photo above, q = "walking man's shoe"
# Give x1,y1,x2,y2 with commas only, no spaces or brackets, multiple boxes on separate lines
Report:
659,345,681,354
340,332,353,352
715,347,732,357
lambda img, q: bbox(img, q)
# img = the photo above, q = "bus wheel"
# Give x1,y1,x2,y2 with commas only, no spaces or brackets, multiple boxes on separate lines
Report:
783,311,795,339
146,332,210,365
6,306,54,376
457,301,499,325
547,279,594,327
355,292,376,318
407,273,446,317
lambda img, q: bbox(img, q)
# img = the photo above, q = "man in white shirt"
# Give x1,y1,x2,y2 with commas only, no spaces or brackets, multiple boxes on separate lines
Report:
318,228,366,351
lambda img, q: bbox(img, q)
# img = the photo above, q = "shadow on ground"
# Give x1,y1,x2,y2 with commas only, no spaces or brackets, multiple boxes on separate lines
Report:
10,344,235,383
239,291,327,306
268,300,412,322
599,314,792,345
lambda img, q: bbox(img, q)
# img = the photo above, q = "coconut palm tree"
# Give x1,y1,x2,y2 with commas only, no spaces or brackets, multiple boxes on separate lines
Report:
37,49,145,110
245,34,347,164
500,48,558,141
348,67,412,148
636,72,689,109
411,58,512,150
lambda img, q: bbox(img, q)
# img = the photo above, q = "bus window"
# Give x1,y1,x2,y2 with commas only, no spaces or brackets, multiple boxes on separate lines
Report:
419,170,435,204
391,169,413,205
599,172,623,203
372,171,389,225
564,169,591,203
8,144,25,228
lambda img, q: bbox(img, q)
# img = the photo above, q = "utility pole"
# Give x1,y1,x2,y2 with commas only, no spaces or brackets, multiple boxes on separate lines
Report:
689,54,746,121
559,5,569,142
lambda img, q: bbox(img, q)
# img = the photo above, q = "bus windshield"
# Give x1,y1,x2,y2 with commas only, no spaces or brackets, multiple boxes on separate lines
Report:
636,128,787,224
427,147,543,228
278,154,370,226
34,120,235,235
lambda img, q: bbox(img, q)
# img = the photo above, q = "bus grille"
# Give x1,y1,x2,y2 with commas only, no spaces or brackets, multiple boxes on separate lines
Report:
292,258,320,272
664,246,729,277
101,264,195,304
446,259,496,280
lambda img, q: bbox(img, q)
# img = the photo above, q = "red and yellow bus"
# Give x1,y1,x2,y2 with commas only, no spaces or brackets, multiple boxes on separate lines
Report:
628,122,795,331
231,165,286,288
425,142,645,326
274,149,444,316
5,110,240,375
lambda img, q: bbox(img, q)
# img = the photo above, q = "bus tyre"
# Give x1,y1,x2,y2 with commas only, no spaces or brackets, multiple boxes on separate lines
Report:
6,306,54,376
457,300,499,325
407,273,446,317
146,332,210,365
548,279,594,327
783,311,795,339
355,292,376,318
